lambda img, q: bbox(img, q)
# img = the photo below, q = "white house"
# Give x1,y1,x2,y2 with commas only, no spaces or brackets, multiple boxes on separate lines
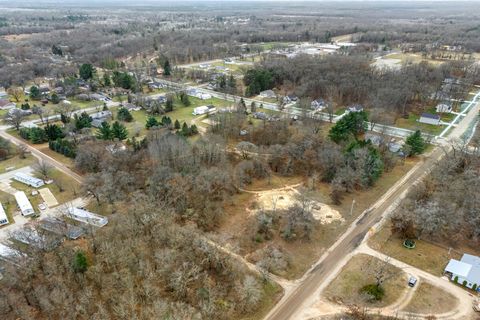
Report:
14,191,35,216
0,203,8,226
193,105,216,115
311,99,326,110
283,95,298,104
419,113,441,125
13,172,44,188
196,93,212,100
0,99,15,110
436,103,452,113
347,104,364,113
66,207,108,227
444,254,480,291
259,90,276,99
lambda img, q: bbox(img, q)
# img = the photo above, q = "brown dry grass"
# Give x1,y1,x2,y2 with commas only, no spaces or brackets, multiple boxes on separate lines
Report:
402,280,458,314
368,224,461,276
217,158,419,280
323,254,407,308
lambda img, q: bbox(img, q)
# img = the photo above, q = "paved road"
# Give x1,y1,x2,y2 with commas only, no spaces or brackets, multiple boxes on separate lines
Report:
0,130,83,184
264,93,480,320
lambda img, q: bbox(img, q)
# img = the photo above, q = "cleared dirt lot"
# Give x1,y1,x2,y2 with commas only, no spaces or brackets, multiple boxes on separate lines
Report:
402,280,458,314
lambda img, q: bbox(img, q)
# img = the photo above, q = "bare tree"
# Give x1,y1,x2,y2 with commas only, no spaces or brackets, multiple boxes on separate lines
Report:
33,160,53,179
7,87,24,102
3,110,25,130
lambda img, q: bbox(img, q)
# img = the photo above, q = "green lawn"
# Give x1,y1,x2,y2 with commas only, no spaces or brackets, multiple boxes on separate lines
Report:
210,61,247,73
334,108,346,116
0,154,36,173
424,107,456,123
111,96,233,139
395,113,445,135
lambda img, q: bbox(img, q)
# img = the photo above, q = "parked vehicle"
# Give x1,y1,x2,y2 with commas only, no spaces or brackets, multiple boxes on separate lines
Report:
408,276,417,287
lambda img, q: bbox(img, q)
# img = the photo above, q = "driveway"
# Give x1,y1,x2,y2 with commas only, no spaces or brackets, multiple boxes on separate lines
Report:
0,166,34,195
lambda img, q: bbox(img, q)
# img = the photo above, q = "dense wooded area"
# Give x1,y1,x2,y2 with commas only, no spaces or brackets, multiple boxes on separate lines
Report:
2,1,480,87
1,1,480,319
248,55,480,117
391,145,480,247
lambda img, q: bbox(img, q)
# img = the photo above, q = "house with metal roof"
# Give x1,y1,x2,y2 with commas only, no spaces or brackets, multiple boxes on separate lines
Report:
419,113,441,125
444,253,480,291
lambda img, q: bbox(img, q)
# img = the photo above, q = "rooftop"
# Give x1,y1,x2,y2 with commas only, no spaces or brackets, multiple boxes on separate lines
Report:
420,112,440,120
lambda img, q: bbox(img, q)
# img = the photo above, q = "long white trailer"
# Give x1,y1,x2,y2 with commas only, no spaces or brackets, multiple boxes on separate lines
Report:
13,172,44,188
14,191,35,216
66,207,108,227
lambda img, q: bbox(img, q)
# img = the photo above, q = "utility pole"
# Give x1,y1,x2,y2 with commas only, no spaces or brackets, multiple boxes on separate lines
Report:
350,199,356,217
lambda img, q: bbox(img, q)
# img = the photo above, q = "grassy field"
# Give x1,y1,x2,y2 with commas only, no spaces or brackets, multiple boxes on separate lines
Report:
395,113,445,135
334,107,346,116
382,53,444,66
0,154,36,173
402,280,457,314
323,254,407,307
368,223,461,276
115,95,234,138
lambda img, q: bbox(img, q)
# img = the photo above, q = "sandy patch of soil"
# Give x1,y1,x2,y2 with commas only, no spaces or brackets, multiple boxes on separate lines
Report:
254,188,344,224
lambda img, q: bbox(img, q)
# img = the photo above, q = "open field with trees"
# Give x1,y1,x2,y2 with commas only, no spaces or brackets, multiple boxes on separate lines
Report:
324,254,407,308
0,1,480,319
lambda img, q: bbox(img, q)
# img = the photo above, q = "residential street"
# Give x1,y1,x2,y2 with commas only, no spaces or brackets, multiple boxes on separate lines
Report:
264,93,480,320
0,130,83,183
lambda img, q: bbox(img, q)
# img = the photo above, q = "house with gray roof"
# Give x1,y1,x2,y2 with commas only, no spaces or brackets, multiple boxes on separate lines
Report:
444,253,480,291
419,113,441,125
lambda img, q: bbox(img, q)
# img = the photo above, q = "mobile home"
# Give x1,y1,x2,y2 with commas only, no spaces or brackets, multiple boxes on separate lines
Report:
14,191,35,216
0,203,9,226
13,172,44,188
66,207,108,227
